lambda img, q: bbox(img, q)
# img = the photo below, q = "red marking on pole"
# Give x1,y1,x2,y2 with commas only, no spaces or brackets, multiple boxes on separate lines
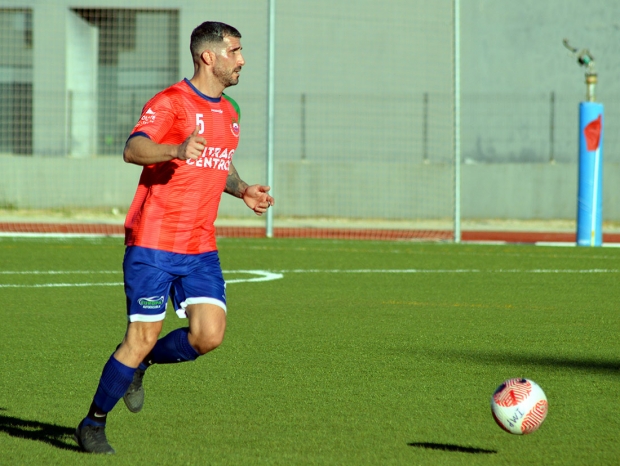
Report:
584,115,602,152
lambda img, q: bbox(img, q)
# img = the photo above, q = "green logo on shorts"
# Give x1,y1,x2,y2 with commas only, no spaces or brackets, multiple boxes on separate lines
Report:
138,296,165,309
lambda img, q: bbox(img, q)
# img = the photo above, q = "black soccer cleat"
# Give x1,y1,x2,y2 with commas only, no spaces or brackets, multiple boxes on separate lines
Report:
123,368,145,413
73,421,115,454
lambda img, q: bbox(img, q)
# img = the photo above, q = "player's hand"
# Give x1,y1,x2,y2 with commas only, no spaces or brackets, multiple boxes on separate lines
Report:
243,185,274,216
176,126,206,160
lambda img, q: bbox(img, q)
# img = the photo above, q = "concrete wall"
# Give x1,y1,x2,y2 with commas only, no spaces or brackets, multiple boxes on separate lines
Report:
4,155,620,222
461,0,620,164
66,11,98,157
0,155,141,209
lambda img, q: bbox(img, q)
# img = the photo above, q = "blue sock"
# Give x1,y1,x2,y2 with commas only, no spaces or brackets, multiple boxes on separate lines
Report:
144,328,200,367
83,355,136,426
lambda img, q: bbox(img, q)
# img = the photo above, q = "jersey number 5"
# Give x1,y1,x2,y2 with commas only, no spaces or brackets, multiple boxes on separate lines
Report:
196,114,204,134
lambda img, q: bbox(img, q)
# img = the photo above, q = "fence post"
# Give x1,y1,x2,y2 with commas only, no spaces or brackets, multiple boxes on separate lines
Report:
549,91,555,163
301,93,306,160
453,0,461,243
423,92,429,163
266,0,276,238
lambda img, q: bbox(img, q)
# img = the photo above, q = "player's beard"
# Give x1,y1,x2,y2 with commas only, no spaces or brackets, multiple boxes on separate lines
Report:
214,61,241,88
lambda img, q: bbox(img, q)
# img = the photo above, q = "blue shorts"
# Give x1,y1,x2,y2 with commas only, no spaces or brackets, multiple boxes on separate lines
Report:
123,246,226,323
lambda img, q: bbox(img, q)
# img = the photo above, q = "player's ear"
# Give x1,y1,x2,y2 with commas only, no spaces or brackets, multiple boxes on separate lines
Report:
201,49,215,66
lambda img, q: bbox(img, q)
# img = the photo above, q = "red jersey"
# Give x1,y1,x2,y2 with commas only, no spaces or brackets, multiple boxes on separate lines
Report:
124,79,241,254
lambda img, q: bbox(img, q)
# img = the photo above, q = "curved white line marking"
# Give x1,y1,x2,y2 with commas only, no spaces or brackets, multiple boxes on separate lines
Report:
225,270,284,284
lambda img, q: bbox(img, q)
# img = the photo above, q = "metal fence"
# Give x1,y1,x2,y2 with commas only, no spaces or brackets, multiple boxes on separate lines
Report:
2,0,619,228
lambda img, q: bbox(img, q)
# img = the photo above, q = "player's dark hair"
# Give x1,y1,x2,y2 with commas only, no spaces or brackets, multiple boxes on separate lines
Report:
190,21,241,62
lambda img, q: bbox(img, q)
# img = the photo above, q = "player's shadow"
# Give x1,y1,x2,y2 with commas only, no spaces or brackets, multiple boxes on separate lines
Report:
408,442,497,454
0,409,80,452
438,350,620,375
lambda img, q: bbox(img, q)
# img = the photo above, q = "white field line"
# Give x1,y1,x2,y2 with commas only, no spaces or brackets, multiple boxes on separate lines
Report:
0,268,618,289
3,269,619,275
225,271,283,284
0,233,124,238
272,269,620,274
0,270,283,288
535,241,620,248
0,270,120,274
0,282,125,288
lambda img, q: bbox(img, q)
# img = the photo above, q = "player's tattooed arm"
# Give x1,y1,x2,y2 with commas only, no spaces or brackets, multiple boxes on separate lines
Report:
225,162,250,198
226,163,274,215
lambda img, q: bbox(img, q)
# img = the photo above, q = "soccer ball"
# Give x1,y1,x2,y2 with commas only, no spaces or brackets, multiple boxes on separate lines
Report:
490,378,548,435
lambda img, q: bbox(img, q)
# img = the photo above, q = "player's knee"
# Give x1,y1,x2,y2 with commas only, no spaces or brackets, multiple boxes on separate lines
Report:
191,327,225,355
126,337,158,362
117,324,161,366
128,326,161,352
141,331,160,350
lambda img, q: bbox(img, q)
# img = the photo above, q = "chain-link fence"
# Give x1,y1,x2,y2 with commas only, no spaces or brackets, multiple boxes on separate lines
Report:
2,1,619,235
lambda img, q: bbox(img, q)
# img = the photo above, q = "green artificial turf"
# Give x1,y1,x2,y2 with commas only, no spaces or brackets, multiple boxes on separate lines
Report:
0,236,618,465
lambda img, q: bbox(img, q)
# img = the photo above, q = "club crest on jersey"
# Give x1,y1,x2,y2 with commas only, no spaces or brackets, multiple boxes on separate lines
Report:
230,119,240,137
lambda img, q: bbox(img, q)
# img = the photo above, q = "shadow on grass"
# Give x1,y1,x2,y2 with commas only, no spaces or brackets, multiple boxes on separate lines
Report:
0,410,80,452
431,350,620,375
408,442,497,454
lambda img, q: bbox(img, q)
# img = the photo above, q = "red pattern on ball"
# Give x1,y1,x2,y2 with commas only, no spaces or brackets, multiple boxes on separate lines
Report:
493,378,532,407
521,399,548,434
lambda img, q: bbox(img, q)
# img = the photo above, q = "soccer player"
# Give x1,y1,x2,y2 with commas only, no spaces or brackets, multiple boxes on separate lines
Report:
74,21,274,454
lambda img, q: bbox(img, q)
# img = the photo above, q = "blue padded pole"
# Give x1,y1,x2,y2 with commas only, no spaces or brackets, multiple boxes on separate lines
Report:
576,103,604,246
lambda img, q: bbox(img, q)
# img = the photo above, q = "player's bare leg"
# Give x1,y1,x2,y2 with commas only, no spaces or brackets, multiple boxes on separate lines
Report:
117,321,164,413
123,303,226,414
116,321,165,366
